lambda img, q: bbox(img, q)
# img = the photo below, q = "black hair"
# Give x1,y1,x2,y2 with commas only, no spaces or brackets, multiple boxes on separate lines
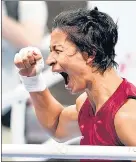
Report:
52,7,118,73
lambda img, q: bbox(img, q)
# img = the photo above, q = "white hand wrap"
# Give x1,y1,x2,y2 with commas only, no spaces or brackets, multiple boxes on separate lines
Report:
20,73,47,92
18,47,47,92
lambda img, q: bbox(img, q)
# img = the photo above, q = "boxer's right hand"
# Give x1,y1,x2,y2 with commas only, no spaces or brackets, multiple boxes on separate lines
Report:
14,47,44,77
14,47,46,92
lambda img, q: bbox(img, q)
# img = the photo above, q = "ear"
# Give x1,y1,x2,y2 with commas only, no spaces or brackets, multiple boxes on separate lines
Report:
82,51,95,65
86,56,94,65
86,51,95,65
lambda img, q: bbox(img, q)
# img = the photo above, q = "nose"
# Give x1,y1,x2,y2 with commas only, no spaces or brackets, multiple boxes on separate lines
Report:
46,54,57,66
46,54,62,72
46,54,61,72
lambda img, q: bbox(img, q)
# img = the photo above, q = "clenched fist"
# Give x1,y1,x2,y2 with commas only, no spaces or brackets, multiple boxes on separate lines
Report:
14,47,44,77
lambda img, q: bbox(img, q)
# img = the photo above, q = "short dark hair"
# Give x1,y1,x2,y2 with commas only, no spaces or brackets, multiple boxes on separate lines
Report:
52,7,118,73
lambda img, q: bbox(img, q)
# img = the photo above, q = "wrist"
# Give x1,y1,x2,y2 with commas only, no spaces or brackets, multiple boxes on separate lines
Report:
20,73,47,92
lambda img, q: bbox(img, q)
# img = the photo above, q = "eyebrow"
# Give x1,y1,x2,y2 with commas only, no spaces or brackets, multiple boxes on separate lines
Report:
49,45,64,51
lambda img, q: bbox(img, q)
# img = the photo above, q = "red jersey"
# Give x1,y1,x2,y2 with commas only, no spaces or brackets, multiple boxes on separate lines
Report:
78,78,136,162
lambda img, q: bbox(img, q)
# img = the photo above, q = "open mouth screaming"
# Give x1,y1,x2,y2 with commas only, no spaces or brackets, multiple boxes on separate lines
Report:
60,72,69,86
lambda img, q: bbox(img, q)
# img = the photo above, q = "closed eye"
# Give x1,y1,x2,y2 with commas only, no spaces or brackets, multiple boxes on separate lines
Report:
55,49,63,54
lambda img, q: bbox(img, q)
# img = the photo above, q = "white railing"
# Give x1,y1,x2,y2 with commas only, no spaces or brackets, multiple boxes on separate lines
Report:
2,144,136,160
2,68,63,161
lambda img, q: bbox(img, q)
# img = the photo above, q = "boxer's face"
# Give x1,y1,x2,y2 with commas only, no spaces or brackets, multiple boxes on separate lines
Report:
46,29,93,94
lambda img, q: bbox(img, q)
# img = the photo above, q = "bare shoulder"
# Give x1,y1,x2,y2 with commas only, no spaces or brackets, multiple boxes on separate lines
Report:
76,92,87,112
60,92,87,121
115,98,136,119
114,99,136,145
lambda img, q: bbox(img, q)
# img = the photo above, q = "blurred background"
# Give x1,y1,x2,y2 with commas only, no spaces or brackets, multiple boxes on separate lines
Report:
2,1,136,161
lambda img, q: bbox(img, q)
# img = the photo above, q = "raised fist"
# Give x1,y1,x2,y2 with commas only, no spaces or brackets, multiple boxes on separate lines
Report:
14,47,44,77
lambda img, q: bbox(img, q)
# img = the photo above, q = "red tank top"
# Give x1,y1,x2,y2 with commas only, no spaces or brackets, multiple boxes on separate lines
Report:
78,78,136,162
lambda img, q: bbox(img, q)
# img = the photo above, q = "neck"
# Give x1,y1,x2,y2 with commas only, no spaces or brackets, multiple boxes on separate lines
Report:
85,68,123,113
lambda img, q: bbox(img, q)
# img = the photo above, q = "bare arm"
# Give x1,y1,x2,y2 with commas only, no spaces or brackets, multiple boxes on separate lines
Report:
30,89,64,134
31,90,86,141
14,47,85,142
55,92,87,142
115,99,136,162
2,16,42,47
2,1,47,48
55,105,81,142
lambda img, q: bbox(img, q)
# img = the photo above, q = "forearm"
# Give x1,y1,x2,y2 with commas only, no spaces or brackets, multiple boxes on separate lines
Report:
14,47,63,135
30,88,64,134
2,16,43,48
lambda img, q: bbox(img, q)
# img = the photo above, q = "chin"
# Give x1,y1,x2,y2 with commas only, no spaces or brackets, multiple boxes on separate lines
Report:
70,86,85,95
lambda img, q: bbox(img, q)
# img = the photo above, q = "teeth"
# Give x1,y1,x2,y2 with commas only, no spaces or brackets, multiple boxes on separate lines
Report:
65,84,71,90
65,84,68,88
